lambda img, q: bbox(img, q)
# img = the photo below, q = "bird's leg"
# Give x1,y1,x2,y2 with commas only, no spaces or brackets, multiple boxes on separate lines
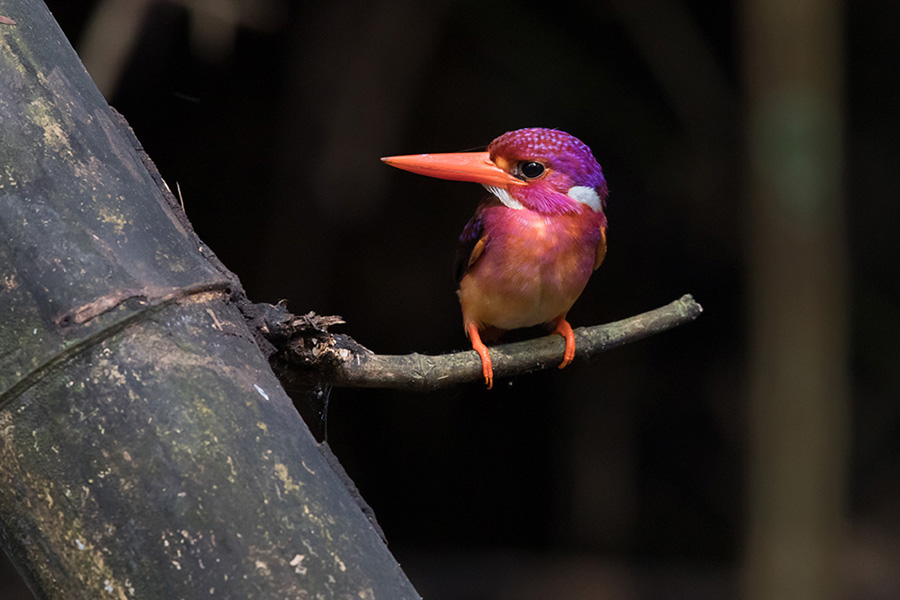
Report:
466,322,494,389
551,316,576,369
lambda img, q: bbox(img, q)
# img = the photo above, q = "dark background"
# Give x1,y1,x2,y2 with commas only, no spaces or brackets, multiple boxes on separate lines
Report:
3,1,899,598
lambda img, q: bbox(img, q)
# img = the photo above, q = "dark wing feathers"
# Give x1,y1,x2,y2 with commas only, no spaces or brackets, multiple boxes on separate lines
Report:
454,203,491,283
594,225,608,270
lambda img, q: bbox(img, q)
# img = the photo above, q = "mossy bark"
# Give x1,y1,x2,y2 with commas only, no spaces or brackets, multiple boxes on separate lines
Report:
0,0,420,598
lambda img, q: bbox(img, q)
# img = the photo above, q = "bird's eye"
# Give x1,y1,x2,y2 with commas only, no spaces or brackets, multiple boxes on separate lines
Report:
520,161,545,179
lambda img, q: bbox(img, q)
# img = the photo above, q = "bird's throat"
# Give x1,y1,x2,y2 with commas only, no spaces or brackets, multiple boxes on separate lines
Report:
482,185,525,210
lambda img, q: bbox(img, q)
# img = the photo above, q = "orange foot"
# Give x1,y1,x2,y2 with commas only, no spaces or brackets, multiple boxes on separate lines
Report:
552,316,576,369
466,323,494,389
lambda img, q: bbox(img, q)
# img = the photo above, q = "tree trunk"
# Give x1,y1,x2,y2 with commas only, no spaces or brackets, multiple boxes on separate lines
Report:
0,1,420,598
742,0,849,598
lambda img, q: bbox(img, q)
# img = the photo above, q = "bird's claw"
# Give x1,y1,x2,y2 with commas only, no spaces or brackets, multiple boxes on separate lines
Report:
467,323,494,389
476,343,494,390
553,317,576,370
482,363,494,390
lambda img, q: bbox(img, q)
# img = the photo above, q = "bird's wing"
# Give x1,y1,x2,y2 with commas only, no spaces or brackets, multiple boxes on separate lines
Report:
593,224,608,271
455,199,497,283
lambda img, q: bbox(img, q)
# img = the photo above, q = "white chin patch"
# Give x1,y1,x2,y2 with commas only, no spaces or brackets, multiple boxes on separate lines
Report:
483,185,525,210
567,185,602,212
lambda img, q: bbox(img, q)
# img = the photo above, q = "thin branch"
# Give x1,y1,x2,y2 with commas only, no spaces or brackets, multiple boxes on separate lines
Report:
266,295,702,392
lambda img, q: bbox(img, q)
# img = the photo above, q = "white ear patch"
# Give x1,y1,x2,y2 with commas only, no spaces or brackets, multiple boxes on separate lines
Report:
567,185,602,212
483,185,525,210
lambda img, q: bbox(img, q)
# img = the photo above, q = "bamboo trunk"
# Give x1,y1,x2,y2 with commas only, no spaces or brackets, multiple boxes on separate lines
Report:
0,1,420,598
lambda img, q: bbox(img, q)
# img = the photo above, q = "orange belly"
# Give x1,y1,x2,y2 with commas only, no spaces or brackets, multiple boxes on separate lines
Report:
457,208,605,332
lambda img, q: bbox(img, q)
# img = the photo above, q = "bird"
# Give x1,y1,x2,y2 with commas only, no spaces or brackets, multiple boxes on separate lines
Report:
381,128,608,389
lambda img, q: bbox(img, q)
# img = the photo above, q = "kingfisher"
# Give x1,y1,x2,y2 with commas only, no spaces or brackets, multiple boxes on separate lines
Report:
382,128,608,389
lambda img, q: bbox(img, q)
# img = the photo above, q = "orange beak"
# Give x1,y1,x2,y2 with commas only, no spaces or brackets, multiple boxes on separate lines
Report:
381,151,525,188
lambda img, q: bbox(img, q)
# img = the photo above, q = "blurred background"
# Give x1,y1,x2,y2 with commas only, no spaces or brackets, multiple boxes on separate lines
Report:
3,0,899,598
